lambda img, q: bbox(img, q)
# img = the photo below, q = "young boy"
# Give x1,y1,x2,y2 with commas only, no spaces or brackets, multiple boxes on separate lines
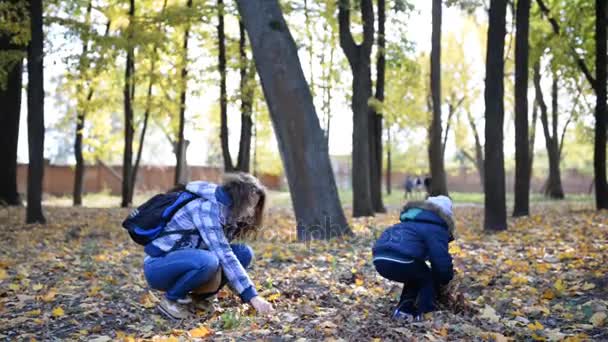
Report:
372,195,455,320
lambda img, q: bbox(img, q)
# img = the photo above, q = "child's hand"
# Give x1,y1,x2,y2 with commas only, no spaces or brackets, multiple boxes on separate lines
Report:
250,296,274,315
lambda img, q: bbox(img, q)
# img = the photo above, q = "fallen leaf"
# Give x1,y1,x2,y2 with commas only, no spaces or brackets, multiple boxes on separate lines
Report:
88,336,112,342
189,327,212,338
52,306,65,317
480,305,500,323
0,268,7,281
41,289,57,302
589,312,606,327
527,321,544,331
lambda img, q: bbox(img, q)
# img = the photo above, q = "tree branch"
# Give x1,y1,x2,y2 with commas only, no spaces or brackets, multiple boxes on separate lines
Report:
535,0,597,90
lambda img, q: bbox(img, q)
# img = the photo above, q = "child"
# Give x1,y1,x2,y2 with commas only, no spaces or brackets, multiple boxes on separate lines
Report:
372,195,455,320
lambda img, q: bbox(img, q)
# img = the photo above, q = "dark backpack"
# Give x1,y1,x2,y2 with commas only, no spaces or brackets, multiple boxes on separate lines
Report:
122,191,199,245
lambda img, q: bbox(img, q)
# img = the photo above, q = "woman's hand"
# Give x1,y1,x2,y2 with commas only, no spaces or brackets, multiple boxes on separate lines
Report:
250,296,274,315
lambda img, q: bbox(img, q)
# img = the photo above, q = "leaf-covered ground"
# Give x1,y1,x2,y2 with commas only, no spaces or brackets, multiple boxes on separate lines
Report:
0,202,607,341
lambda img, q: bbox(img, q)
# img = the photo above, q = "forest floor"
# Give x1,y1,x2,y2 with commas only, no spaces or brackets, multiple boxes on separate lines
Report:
0,201,607,341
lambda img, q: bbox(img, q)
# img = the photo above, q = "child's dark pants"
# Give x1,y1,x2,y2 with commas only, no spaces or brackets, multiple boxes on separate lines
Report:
374,258,435,314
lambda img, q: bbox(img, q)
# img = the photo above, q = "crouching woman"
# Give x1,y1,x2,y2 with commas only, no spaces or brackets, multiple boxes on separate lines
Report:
142,173,273,319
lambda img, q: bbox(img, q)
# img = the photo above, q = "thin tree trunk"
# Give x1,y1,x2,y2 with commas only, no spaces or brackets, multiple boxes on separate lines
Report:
26,0,46,223
304,0,315,96
513,0,531,216
466,111,484,189
218,0,233,172
594,0,608,209
236,0,351,240
175,0,192,185
429,0,448,196
441,98,462,157
121,0,135,208
338,0,375,217
386,126,392,195
533,62,564,199
371,0,386,213
483,0,507,231
528,98,538,187
236,20,254,172
73,1,93,206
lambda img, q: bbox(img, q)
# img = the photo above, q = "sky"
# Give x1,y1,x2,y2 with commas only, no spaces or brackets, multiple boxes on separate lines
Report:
16,0,497,167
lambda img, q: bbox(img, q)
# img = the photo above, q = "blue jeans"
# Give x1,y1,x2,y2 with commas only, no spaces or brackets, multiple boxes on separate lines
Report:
144,244,253,301
374,258,435,313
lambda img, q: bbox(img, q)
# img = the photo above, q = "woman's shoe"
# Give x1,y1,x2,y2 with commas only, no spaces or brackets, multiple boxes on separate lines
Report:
158,297,191,320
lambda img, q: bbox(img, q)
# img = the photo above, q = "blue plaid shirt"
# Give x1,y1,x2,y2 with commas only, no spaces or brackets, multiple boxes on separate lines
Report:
144,181,258,302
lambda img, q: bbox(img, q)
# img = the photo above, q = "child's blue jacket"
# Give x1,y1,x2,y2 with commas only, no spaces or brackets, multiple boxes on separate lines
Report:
372,201,456,285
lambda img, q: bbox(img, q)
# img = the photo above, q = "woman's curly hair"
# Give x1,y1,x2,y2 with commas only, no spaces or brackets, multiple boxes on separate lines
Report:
222,172,266,239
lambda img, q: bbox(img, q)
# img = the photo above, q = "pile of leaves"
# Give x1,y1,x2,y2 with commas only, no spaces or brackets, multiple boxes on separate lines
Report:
0,202,606,341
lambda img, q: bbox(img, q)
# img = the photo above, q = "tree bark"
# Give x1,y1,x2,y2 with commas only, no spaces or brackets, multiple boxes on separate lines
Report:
483,0,507,231
386,126,392,195
236,0,351,240
371,0,386,212
465,111,484,189
528,98,538,185
513,0,530,217
236,20,254,173
26,0,46,223
429,0,448,196
338,0,375,217
595,0,608,209
0,37,23,206
175,0,192,185
121,0,135,208
218,0,233,172
533,63,564,199
73,1,93,207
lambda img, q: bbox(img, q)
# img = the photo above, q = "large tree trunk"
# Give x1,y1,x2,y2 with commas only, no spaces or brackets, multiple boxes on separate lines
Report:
236,0,351,240
483,0,507,231
26,0,46,223
175,0,191,185
121,0,135,208
429,0,448,196
218,0,233,172
339,0,375,217
370,0,386,212
512,0,531,217
236,20,254,173
73,1,93,207
533,63,564,199
0,38,23,206
595,0,608,209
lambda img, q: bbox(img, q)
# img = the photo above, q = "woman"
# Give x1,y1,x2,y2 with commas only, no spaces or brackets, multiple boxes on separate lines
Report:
142,172,274,319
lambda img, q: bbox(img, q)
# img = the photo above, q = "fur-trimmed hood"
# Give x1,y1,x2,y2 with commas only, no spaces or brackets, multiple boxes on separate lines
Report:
400,201,456,240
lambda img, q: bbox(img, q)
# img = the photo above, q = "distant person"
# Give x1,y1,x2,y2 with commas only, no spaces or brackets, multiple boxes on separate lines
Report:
404,176,414,199
122,173,274,319
424,176,432,196
372,195,455,321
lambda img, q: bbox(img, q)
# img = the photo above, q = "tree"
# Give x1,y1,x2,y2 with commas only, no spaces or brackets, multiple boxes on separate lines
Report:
533,62,565,199
175,0,193,185
429,0,448,196
217,0,233,172
235,0,351,240
483,0,507,231
121,0,136,208
26,0,46,223
236,20,255,173
594,0,607,209
370,0,386,212
338,0,375,217
513,0,531,216
0,0,26,206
